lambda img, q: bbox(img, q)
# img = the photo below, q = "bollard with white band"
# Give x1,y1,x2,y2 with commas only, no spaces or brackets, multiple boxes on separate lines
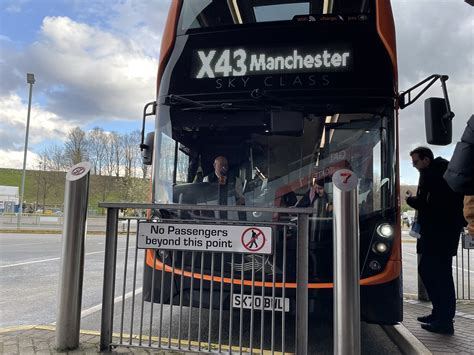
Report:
332,168,360,355
55,162,91,351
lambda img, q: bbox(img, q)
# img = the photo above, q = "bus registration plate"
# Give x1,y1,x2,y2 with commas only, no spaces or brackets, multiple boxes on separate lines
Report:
232,294,290,312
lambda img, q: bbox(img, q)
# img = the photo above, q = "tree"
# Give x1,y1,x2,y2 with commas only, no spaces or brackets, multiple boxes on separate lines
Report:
103,132,122,177
158,134,175,182
140,157,150,179
43,144,66,171
112,132,122,177
35,152,54,210
131,130,141,178
87,127,106,175
122,130,141,178
103,133,115,176
64,127,88,166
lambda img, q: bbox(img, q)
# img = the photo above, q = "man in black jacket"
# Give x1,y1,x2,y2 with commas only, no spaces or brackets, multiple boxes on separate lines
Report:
406,147,464,335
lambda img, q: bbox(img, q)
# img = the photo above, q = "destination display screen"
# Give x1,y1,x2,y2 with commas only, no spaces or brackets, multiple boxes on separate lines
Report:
192,46,353,79
165,21,395,98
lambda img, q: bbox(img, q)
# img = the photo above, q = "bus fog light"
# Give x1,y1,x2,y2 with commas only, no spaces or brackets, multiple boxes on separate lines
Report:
369,260,381,271
373,242,388,254
376,223,393,238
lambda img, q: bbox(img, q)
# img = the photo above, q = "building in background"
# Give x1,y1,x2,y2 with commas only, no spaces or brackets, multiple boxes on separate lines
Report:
0,186,19,213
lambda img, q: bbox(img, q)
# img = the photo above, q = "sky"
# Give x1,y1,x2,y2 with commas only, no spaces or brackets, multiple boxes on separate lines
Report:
0,0,472,185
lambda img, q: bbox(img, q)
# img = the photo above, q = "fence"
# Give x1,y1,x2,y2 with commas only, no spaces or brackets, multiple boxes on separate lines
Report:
0,213,106,231
455,232,472,300
96,203,473,353
99,203,316,354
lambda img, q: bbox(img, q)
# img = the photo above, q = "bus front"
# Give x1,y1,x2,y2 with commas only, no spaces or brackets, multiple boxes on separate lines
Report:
145,0,402,324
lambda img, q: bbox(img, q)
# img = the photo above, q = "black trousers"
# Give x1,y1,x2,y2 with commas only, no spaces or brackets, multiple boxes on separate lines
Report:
418,254,456,322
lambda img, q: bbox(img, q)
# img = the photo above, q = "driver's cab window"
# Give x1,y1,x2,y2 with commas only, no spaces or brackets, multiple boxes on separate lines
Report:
176,147,190,184
321,117,386,216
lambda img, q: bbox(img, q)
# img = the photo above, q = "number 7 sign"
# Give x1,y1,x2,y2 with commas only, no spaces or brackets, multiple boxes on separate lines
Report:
340,172,352,184
333,169,358,191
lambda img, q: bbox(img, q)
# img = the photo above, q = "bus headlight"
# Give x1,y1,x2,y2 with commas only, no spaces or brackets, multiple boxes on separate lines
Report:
373,242,388,254
376,223,393,238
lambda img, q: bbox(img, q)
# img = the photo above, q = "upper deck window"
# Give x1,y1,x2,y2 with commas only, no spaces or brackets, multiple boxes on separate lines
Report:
179,0,372,34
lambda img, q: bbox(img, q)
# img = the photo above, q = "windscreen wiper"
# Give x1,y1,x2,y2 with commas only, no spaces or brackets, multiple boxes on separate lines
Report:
166,92,299,112
165,94,243,111
165,94,207,107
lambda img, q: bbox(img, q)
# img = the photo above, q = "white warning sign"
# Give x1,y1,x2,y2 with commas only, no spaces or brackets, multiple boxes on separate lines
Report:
138,222,272,254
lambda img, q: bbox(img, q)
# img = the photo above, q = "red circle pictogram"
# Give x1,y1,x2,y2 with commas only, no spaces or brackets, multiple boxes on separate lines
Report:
241,227,266,252
71,167,85,176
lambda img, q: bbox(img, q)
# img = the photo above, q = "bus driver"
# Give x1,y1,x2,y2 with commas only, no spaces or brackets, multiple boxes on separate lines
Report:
203,156,245,219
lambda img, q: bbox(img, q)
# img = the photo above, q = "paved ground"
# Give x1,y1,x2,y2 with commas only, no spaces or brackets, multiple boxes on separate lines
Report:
0,325,191,354
0,299,472,354
402,299,474,354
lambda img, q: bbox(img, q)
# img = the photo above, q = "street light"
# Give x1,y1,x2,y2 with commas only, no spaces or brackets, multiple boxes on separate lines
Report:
17,73,35,228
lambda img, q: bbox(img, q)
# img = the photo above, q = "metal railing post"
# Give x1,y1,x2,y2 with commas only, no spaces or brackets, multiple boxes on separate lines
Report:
100,207,119,351
332,169,360,355
55,162,91,351
296,213,309,355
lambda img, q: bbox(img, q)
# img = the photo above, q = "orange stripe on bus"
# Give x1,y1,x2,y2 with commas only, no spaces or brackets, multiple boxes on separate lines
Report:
145,250,401,288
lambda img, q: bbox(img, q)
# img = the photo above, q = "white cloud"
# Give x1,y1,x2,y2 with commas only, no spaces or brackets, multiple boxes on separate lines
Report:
0,149,40,170
1,14,160,125
108,0,170,57
393,0,474,86
22,16,158,120
72,0,170,57
0,94,76,168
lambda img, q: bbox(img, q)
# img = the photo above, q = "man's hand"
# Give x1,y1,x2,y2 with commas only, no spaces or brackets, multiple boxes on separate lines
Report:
405,190,412,201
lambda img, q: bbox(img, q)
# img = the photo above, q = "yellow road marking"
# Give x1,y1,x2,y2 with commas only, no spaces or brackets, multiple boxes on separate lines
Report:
0,325,293,354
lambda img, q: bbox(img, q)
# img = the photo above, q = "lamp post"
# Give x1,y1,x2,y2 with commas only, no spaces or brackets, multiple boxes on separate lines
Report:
17,73,35,228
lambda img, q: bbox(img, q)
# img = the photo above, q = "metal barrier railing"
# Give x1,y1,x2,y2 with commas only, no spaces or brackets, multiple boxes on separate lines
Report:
418,232,473,301
98,203,316,354
455,231,472,300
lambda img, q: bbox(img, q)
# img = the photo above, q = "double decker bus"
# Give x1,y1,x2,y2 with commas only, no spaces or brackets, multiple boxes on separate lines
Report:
141,0,404,325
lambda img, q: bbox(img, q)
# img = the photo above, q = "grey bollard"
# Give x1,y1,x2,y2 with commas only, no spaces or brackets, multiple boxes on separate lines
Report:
55,162,91,351
332,169,360,355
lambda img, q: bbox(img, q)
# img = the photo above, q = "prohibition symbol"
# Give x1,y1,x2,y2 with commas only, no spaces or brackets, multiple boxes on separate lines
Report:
241,227,266,252
71,167,85,176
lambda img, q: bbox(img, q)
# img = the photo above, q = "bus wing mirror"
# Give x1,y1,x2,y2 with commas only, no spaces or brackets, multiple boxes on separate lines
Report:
425,97,452,145
140,131,154,165
399,74,454,146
